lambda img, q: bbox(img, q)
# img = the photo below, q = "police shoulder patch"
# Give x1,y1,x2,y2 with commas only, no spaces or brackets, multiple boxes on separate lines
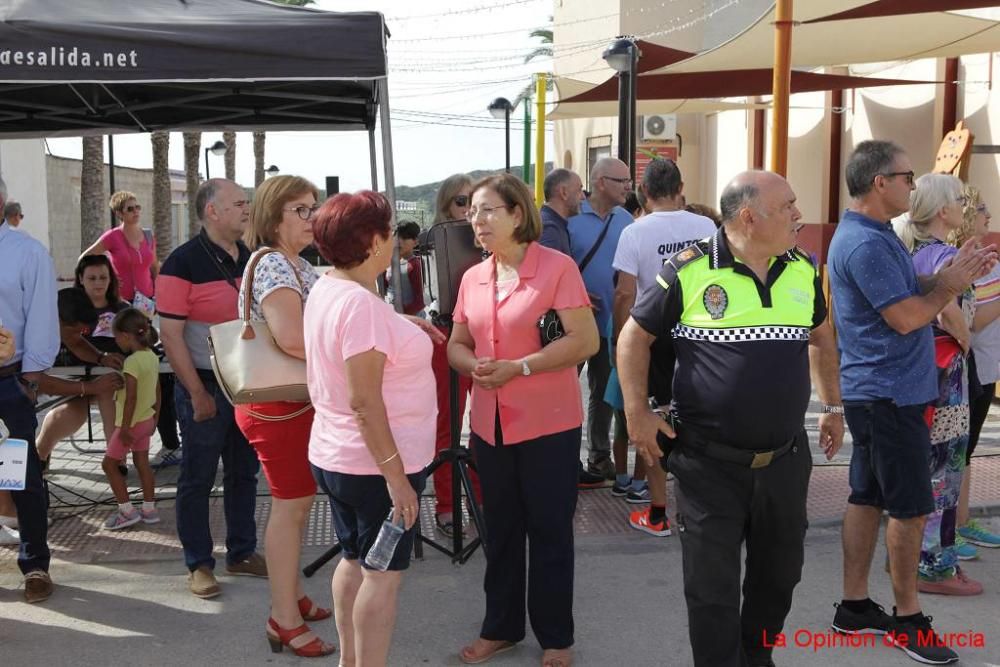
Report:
666,242,706,273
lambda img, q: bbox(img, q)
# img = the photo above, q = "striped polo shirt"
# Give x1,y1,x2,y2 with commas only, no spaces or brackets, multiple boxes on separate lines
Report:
155,228,250,370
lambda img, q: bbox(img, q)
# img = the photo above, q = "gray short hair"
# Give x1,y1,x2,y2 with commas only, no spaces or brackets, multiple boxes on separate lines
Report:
195,178,223,221
846,140,905,198
3,201,21,219
719,177,760,223
543,168,576,201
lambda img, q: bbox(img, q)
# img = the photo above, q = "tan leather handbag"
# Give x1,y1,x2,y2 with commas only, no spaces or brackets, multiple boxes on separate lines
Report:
208,249,311,420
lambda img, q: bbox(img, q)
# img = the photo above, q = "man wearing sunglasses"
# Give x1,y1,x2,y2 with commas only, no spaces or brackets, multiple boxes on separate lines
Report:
568,157,634,482
828,140,997,665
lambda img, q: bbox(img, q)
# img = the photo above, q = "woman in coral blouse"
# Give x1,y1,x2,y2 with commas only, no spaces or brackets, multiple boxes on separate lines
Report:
448,174,598,667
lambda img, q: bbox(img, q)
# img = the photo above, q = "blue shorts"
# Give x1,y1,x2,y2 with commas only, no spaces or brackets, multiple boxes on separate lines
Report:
844,401,934,519
311,466,426,571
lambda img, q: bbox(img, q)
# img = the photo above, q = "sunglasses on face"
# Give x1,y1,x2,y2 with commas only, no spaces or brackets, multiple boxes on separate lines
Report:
453,195,470,207
124,204,142,213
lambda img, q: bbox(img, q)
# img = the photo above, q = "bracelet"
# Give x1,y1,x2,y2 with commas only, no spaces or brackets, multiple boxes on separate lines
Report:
821,404,844,415
377,451,400,466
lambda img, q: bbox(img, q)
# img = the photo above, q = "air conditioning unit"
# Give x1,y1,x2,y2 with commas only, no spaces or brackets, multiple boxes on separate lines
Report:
640,114,677,142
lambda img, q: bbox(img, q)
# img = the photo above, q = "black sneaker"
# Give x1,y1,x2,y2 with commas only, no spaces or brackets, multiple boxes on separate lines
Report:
831,600,891,635
886,609,958,664
611,480,631,497
578,464,605,489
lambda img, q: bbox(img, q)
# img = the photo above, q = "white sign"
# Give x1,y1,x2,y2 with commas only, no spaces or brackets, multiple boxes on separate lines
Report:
0,438,29,490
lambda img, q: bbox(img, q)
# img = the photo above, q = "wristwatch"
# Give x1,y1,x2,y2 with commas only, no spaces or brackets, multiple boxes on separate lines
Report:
521,359,531,377
821,404,845,415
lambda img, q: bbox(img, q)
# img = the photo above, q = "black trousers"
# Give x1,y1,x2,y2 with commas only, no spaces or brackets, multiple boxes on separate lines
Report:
669,428,812,667
156,372,180,450
470,423,580,650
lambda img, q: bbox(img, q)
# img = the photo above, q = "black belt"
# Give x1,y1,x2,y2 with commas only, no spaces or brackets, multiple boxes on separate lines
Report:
675,421,797,469
0,362,21,378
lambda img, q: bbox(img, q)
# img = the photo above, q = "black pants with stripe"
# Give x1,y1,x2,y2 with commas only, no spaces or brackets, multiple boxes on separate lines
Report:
669,428,812,667
470,421,580,650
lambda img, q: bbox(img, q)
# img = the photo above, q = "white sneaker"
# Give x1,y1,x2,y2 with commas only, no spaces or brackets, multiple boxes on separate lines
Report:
152,447,182,469
0,524,20,545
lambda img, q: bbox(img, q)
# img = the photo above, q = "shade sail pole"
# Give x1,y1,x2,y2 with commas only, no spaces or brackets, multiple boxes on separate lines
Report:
377,77,403,313
769,0,793,176
368,128,378,190
534,73,547,206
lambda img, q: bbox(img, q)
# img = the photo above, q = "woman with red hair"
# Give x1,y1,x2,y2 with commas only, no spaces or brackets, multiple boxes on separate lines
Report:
305,190,444,666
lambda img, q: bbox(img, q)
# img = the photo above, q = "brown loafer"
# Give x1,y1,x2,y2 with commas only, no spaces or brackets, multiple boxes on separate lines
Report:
460,639,517,664
24,570,53,604
225,552,268,577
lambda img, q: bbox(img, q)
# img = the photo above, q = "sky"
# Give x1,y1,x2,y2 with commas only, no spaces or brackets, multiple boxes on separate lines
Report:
46,0,562,193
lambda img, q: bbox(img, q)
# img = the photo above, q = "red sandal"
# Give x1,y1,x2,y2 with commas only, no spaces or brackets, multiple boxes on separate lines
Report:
298,595,332,621
266,617,337,658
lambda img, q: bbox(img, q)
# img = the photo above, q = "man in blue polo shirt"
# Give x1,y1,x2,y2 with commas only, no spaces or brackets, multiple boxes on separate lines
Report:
827,140,995,666
540,168,584,256
568,157,633,479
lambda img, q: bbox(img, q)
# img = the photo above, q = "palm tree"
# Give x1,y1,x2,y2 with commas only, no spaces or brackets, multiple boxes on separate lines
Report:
182,132,201,237
223,131,237,181
80,136,105,250
150,131,172,258
524,26,553,63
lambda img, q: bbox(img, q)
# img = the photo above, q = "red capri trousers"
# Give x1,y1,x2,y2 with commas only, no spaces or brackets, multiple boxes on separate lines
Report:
235,401,316,500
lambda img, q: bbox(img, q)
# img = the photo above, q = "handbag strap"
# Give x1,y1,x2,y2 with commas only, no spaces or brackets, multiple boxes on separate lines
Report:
578,216,613,274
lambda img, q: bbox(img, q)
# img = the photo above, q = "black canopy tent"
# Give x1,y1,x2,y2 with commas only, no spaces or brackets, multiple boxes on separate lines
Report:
0,0,395,191
0,0,404,297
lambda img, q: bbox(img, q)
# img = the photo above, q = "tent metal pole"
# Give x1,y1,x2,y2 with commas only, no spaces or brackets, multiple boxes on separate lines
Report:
769,0,793,176
108,134,116,227
368,128,378,191
378,78,403,314
534,73,546,206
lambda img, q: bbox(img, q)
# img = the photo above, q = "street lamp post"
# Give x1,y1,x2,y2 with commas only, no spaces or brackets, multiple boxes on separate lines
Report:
603,37,639,184
204,140,226,180
488,97,513,173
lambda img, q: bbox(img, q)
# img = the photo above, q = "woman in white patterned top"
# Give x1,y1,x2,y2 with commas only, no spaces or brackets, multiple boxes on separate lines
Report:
235,175,334,658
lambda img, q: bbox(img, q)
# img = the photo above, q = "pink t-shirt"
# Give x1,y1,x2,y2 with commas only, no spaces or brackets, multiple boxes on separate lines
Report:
453,241,591,446
304,275,436,475
99,227,156,300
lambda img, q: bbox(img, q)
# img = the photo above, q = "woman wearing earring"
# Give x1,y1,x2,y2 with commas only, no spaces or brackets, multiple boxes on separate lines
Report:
449,174,598,667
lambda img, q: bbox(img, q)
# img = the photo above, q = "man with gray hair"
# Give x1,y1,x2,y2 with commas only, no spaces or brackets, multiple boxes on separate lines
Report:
539,168,584,256
618,170,843,666
568,157,634,481
3,200,22,228
156,178,266,599
827,140,995,665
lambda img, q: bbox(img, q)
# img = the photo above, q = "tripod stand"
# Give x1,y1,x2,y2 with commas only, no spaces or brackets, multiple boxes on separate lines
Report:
416,338,487,563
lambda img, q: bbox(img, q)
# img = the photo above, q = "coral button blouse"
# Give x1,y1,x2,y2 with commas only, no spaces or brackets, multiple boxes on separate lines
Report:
453,241,591,446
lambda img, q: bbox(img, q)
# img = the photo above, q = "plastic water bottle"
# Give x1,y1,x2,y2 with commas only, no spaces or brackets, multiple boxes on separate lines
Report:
364,513,406,571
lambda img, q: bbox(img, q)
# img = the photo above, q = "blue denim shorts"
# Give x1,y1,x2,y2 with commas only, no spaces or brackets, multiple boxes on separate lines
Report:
311,466,427,571
844,400,934,519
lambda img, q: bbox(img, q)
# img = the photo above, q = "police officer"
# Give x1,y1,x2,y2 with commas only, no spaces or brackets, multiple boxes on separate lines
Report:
618,170,844,667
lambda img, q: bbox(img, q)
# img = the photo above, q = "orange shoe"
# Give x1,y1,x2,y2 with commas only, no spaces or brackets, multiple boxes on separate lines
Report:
628,507,671,537
297,595,332,621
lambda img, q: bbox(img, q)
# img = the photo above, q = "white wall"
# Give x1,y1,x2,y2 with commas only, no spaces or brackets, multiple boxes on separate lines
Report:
0,138,51,248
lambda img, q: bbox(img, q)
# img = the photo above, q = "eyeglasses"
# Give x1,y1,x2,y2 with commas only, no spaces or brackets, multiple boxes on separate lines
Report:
124,204,142,213
466,204,511,221
284,204,321,220
602,176,633,187
453,195,471,207
879,171,915,186
977,204,990,215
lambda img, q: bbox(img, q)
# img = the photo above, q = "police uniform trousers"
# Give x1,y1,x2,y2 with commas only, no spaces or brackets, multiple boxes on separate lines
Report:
668,426,812,667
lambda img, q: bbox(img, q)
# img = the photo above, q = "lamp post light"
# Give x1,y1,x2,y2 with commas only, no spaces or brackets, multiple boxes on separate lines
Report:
603,37,639,184
204,140,226,180
488,97,513,173
265,164,280,178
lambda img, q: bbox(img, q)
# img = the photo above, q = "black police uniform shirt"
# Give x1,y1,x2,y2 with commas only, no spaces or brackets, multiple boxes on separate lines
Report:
630,226,827,450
